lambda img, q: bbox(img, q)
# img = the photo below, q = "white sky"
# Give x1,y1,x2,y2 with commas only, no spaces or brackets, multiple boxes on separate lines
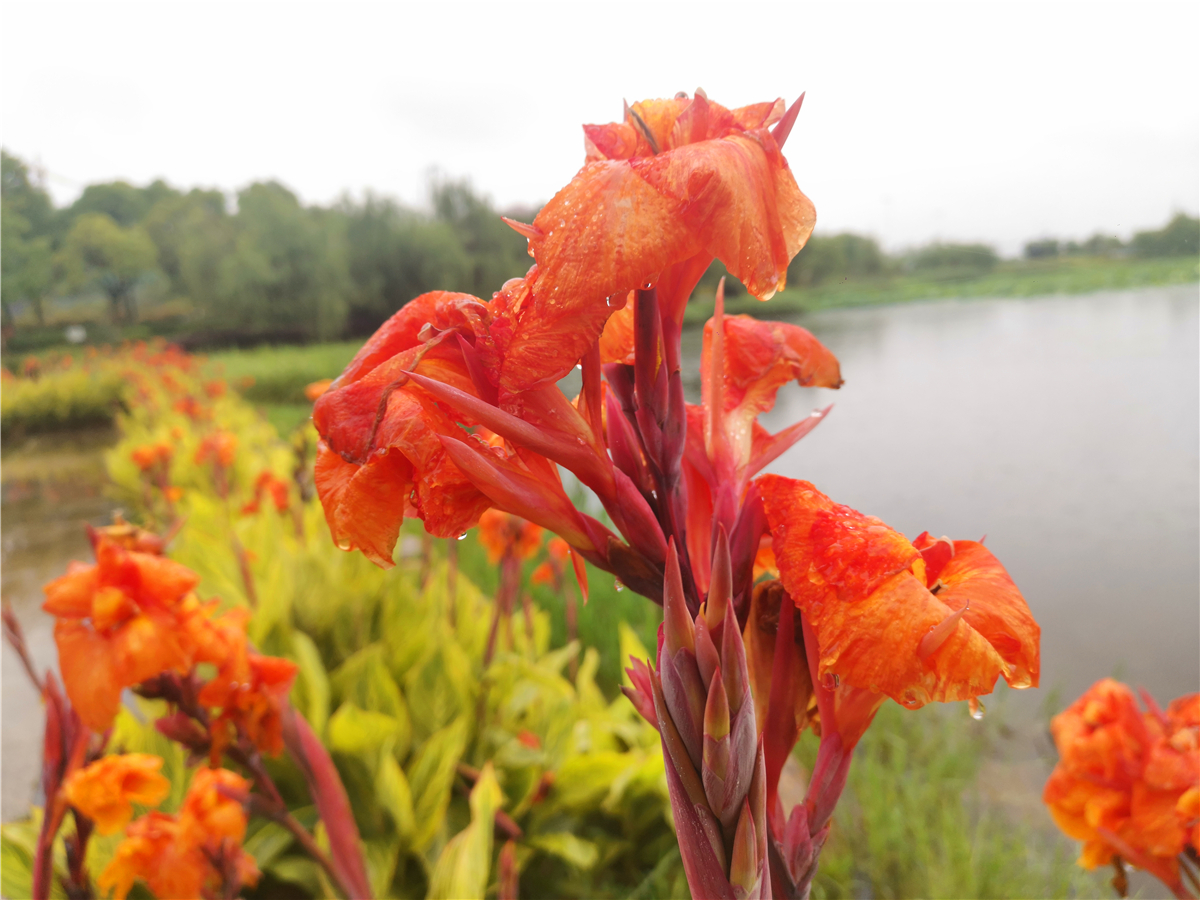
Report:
2,1,1197,256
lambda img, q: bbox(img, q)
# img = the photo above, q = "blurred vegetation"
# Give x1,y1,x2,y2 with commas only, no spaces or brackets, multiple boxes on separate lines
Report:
4,149,1195,356
2,344,1113,897
1,151,532,352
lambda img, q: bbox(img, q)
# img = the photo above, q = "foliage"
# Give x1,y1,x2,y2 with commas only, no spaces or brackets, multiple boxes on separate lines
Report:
3,345,679,900
1132,212,1200,259
909,241,998,274
0,358,125,436
54,213,160,324
1,150,56,326
806,701,1102,899
787,232,888,288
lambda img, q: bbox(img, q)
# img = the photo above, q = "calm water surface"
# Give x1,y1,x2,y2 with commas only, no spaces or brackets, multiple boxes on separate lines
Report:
2,284,1197,822
691,284,1199,717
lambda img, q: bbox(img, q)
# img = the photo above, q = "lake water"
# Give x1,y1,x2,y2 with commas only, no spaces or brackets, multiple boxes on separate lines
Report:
3,284,1197,824
696,283,1199,718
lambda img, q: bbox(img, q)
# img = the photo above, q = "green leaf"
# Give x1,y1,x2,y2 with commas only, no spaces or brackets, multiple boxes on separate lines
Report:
327,702,408,760
377,745,417,842
267,856,326,897
426,763,502,900
243,820,296,871
527,832,600,871
331,643,411,749
408,717,469,853
291,628,332,735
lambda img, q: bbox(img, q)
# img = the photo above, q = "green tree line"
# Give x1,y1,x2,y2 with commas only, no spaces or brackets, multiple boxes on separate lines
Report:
3,148,1196,347
1,150,533,344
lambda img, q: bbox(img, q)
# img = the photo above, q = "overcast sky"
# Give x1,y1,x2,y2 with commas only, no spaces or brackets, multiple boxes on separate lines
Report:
2,1,1197,255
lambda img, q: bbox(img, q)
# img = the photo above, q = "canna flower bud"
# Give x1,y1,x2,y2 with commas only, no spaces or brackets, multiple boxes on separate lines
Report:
644,541,771,899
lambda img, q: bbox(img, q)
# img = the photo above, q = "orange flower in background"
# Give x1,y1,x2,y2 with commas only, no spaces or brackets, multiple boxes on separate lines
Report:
1044,679,1198,893
495,92,815,390
478,509,545,565
203,379,227,399
305,378,333,401
759,475,1039,710
99,767,258,900
195,430,237,468
241,471,292,515
43,536,200,730
200,647,299,757
532,536,571,586
62,753,170,835
130,442,172,473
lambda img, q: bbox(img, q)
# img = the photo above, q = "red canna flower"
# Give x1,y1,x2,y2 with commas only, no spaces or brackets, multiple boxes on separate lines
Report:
62,753,170,835
496,92,814,391
43,535,200,730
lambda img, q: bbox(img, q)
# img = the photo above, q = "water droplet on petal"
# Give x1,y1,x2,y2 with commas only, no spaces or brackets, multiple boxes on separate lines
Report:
457,533,468,541
614,578,624,592
968,697,986,720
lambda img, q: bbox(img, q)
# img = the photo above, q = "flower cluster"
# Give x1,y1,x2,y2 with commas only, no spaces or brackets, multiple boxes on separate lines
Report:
309,90,1042,897
94,765,259,900
42,528,296,753
1044,679,1199,896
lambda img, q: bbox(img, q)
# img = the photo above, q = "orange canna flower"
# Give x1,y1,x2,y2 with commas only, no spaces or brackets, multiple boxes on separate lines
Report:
99,811,203,900
1044,680,1198,891
495,92,815,391
305,377,333,401
758,475,1039,710
130,442,172,473
43,536,200,730
177,766,252,845
62,753,170,835
99,768,259,900
203,379,227,399
313,291,495,563
241,471,292,515
532,536,571,586
188,608,298,756
478,509,545,565
195,430,237,468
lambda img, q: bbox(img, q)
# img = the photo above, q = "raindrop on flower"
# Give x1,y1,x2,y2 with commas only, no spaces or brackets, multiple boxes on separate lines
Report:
968,697,986,720
457,533,468,540
614,578,624,592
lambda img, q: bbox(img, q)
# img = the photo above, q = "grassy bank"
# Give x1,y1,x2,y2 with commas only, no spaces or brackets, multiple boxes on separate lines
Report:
687,254,1199,323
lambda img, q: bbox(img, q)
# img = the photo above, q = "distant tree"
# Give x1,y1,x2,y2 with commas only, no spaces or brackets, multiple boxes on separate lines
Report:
142,188,228,295
1024,238,1059,259
1080,234,1125,257
432,180,531,297
55,213,160,324
340,193,471,334
63,180,177,230
2,151,54,235
788,233,887,288
910,242,998,274
1132,213,1200,258
185,182,349,341
1,151,56,326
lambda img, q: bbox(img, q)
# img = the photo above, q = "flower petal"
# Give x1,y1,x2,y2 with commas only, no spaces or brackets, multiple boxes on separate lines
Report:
760,475,1012,707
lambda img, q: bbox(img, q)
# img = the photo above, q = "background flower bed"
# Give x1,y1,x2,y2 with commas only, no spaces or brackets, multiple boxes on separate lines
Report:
0,345,1103,898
